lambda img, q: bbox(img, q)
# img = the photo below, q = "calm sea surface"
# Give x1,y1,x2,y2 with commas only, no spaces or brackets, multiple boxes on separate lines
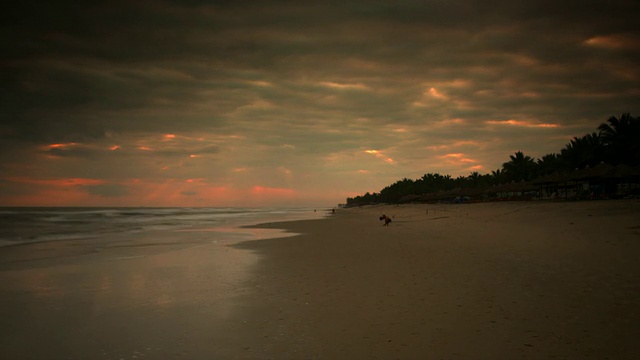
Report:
0,207,330,247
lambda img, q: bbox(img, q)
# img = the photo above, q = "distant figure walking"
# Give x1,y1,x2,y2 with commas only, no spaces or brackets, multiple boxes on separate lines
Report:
379,214,392,226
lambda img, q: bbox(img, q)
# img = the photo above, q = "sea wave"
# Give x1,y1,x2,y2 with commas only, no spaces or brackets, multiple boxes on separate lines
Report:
0,207,329,246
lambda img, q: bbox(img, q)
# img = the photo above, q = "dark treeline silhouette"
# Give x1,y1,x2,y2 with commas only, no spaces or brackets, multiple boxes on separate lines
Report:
346,113,640,206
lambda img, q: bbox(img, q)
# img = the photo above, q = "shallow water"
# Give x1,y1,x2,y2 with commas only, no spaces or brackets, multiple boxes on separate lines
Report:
0,207,331,359
0,207,330,247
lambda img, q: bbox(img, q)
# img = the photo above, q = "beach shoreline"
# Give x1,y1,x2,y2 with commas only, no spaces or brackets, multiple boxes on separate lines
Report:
0,200,638,359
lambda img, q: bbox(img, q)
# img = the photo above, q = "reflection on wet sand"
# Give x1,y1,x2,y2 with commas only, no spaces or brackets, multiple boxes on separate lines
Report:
0,228,262,359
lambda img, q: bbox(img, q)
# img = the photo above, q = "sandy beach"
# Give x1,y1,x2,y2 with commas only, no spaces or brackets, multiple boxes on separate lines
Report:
235,200,640,359
1,201,639,359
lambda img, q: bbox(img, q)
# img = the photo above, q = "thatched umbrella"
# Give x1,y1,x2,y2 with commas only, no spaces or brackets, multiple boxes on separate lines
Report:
609,164,640,180
569,163,615,181
485,181,537,199
532,171,571,185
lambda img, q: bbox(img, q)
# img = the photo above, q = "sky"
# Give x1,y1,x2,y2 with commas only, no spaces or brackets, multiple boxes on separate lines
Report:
1,0,639,207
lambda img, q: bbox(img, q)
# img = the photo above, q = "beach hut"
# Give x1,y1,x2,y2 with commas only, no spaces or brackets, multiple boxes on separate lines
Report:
607,165,640,198
568,163,615,199
532,171,572,200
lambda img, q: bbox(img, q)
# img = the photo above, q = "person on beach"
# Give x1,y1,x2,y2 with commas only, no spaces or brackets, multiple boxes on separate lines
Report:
379,214,392,226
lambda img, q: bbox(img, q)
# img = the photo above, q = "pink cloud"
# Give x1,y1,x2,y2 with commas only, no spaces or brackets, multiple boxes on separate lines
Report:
440,153,478,165
584,34,640,49
364,150,394,163
485,119,559,128
7,176,104,187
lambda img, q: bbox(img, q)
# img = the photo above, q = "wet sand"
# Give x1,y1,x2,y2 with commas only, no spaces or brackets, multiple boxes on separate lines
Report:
0,227,279,359
1,201,639,359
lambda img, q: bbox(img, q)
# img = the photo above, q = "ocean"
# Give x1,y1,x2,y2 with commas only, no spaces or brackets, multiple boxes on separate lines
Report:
0,207,330,247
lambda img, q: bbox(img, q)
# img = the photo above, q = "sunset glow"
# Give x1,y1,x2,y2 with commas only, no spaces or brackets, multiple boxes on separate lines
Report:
320,82,369,91
584,35,639,49
428,87,448,100
365,150,395,164
8,177,104,187
486,119,560,128
48,143,79,149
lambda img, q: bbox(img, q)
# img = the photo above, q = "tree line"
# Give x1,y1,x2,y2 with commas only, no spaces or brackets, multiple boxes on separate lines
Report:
346,113,640,206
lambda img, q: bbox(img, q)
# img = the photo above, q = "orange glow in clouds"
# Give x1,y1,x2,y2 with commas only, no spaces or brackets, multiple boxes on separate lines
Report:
48,143,79,149
584,35,639,49
2,177,108,206
320,81,369,90
2,175,308,207
486,119,559,128
9,177,104,187
427,87,447,99
441,153,476,163
365,150,394,163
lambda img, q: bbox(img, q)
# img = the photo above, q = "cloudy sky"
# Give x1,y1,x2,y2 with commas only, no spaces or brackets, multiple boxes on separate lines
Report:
1,0,639,207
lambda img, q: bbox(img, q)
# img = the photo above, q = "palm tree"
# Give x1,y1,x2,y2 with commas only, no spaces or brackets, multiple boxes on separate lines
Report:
559,132,604,169
598,113,640,165
467,171,481,188
536,153,562,176
418,173,455,193
502,151,536,182
491,169,505,185
379,178,416,203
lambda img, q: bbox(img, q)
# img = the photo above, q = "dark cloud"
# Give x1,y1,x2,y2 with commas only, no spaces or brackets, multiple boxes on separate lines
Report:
153,144,219,158
1,0,639,205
